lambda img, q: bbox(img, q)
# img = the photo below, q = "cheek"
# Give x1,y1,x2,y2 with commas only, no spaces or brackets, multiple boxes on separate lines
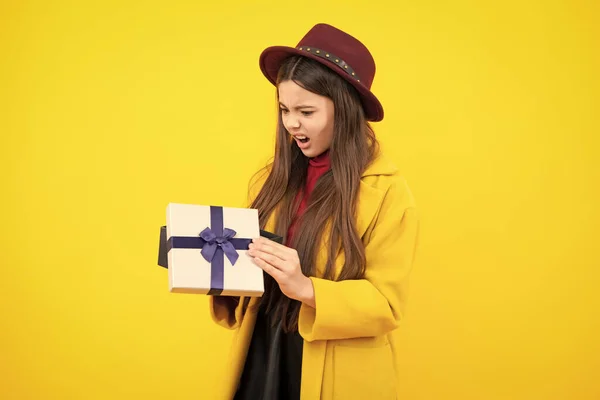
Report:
320,118,334,144
311,117,331,140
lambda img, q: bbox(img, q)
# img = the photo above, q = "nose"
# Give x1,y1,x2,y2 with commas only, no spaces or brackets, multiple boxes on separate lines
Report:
285,114,301,130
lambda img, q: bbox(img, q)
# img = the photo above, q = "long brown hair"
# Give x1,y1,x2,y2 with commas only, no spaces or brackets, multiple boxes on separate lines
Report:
249,55,379,331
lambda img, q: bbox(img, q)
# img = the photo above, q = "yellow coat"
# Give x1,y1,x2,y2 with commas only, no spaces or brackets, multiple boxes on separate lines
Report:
209,153,420,400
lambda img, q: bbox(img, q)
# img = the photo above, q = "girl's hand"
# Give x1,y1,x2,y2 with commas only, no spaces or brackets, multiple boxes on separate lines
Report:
248,237,315,307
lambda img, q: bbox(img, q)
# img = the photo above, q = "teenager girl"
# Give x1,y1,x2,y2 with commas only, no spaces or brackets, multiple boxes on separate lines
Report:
209,23,420,400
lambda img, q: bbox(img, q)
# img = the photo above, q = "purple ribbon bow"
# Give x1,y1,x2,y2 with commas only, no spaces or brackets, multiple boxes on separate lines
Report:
199,227,240,266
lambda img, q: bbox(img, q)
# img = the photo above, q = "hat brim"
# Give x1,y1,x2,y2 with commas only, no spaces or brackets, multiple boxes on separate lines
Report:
259,46,384,122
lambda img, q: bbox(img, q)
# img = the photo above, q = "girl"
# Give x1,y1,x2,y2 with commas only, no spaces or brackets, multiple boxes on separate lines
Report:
209,23,419,400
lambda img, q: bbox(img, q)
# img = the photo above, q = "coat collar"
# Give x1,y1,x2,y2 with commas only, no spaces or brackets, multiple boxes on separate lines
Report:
361,152,398,177
355,152,398,237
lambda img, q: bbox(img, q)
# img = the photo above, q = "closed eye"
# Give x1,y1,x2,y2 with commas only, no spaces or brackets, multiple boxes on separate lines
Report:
279,108,314,116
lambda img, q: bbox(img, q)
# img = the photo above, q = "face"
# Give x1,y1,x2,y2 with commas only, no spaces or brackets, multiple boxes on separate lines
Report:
278,80,335,158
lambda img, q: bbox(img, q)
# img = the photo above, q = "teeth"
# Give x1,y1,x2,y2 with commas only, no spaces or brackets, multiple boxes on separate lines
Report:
296,136,307,140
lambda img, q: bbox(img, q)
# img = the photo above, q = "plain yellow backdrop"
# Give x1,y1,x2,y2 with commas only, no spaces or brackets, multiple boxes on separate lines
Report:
1,0,598,399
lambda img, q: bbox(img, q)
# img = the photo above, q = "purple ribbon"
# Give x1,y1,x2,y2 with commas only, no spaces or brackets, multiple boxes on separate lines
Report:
199,227,240,265
167,206,252,295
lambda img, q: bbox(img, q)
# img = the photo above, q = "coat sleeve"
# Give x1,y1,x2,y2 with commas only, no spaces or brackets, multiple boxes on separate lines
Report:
207,167,271,329
209,295,246,330
298,179,420,341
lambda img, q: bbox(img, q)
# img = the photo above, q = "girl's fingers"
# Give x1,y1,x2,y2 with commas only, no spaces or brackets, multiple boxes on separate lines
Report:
251,240,289,261
250,249,285,270
252,257,284,281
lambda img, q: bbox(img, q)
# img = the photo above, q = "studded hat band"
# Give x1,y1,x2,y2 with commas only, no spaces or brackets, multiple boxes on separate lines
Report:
297,46,361,83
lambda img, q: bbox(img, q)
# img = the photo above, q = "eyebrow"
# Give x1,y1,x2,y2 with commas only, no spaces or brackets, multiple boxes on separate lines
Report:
278,102,316,110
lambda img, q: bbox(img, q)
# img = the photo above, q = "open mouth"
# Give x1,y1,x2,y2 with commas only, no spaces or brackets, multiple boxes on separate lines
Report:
294,135,310,144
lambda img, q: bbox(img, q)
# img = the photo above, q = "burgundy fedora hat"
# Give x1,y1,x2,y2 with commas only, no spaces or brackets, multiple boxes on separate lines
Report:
259,23,384,122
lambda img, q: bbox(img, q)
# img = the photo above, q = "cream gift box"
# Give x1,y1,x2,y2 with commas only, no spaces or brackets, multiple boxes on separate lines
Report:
165,203,264,296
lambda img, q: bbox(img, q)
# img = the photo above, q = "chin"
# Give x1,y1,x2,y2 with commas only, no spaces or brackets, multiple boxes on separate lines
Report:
300,147,322,158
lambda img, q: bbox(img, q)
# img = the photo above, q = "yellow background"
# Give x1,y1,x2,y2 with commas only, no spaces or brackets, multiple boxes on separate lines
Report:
1,1,598,399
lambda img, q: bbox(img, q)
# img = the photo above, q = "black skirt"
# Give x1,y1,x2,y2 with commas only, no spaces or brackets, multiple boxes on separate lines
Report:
233,301,304,400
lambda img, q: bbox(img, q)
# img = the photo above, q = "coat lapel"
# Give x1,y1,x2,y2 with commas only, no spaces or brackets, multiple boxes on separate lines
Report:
355,153,399,238
355,180,387,239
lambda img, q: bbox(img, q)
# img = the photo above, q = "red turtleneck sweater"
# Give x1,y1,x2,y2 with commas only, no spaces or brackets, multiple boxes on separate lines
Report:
286,150,331,245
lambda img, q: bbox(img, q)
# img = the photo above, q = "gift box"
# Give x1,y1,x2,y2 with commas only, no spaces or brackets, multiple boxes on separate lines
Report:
160,203,281,296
